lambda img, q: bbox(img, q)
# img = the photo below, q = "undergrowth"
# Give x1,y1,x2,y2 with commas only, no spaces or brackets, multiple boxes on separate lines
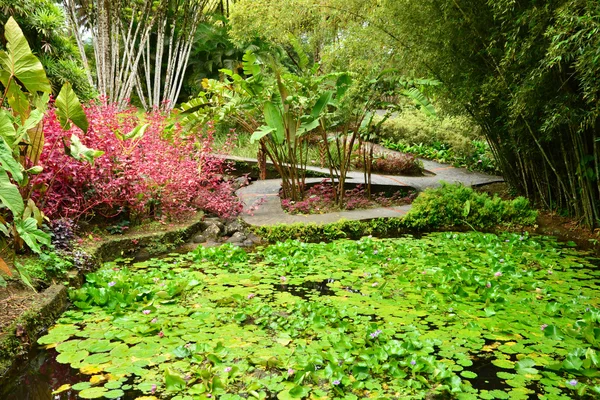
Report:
256,184,537,242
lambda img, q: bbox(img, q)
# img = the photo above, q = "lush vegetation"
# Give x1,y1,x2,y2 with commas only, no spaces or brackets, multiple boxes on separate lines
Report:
403,184,538,230
40,233,600,399
229,0,600,228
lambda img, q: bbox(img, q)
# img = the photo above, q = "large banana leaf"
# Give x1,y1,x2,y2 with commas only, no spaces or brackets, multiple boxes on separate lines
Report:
55,82,89,133
0,137,23,184
310,91,333,120
0,17,51,94
0,169,24,219
250,125,276,144
264,101,285,144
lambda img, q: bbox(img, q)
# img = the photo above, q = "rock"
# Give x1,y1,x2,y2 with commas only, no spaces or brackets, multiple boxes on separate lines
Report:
133,249,151,262
246,232,262,244
225,220,245,235
177,242,200,253
203,240,221,248
202,218,224,233
192,234,205,244
226,232,246,244
242,240,255,248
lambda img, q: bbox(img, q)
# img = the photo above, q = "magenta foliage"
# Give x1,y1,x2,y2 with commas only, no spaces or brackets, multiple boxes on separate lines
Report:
34,101,242,221
281,181,416,215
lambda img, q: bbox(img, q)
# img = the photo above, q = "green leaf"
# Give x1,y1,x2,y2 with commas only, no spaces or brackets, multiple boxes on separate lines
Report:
250,125,275,144
242,51,260,76
165,368,187,391
297,119,320,136
402,87,436,116
288,385,311,398
66,134,104,165
55,82,89,133
0,168,24,218
463,200,471,217
335,74,352,101
263,102,285,144
515,359,538,375
5,80,29,118
0,110,17,147
78,387,107,399
0,137,23,184
310,91,333,120
15,217,51,254
123,123,149,140
0,17,51,94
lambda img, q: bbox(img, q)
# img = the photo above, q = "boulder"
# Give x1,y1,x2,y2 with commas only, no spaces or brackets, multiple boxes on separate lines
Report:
226,232,247,244
225,220,245,235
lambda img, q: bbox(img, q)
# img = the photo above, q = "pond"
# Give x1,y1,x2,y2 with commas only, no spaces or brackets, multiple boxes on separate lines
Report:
10,232,600,399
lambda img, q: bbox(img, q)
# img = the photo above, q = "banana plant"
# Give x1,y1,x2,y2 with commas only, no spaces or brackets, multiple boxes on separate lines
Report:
249,65,331,201
0,17,101,289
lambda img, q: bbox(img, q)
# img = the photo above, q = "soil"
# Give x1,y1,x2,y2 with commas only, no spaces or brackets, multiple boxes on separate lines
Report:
0,283,36,333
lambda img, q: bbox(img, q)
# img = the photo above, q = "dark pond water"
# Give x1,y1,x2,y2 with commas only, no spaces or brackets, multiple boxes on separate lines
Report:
2,348,142,400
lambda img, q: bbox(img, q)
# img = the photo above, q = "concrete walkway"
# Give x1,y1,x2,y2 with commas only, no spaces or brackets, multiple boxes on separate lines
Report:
234,153,503,227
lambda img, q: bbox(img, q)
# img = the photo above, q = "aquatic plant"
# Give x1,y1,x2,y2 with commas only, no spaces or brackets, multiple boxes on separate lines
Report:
39,233,600,399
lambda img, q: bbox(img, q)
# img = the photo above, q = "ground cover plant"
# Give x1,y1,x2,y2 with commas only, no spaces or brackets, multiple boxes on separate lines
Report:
382,140,497,174
281,182,416,214
38,232,600,399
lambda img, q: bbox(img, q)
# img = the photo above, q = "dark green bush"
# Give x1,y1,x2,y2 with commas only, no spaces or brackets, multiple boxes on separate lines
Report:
402,183,537,229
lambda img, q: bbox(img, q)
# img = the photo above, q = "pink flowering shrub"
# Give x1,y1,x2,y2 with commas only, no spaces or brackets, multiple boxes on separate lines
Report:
281,181,416,214
34,101,242,221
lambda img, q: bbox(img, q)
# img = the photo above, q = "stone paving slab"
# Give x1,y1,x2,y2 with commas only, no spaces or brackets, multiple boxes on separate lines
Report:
230,154,503,227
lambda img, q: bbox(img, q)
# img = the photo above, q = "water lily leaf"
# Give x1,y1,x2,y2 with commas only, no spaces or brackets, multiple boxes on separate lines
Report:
56,349,88,364
51,384,71,394
515,359,537,375
104,381,123,390
104,389,125,399
72,382,92,391
460,371,477,379
543,325,563,341
288,385,311,398
89,375,106,385
78,387,108,399
80,365,105,375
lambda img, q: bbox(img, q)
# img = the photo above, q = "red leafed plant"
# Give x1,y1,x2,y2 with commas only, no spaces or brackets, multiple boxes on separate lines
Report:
33,101,242,222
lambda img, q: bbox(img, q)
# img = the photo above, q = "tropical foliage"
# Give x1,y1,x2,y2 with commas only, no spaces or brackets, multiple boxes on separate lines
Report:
0,0,95,99
229,0,600,228
0,17,94,288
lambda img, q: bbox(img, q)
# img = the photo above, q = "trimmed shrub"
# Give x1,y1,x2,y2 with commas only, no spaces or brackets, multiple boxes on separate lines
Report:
402,183,537,229
376,110,482,157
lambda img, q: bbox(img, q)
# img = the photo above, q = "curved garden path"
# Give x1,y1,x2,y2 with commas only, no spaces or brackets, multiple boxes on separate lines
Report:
233,148,503,227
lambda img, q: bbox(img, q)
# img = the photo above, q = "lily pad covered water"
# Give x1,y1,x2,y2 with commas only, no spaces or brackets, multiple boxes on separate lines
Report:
38,233,600,399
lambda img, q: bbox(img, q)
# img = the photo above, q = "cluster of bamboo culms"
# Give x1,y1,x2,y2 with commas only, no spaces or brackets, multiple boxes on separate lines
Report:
64,0,216,111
